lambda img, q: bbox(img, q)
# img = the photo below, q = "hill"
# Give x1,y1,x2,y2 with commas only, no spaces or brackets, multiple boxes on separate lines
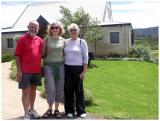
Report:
134,26,158,39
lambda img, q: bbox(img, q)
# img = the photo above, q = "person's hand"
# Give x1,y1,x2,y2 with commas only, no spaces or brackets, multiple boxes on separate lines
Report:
16,71,22,82
79,72,85,80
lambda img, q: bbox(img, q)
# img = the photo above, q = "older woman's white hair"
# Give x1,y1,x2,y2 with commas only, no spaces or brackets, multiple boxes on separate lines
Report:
68,23,80,32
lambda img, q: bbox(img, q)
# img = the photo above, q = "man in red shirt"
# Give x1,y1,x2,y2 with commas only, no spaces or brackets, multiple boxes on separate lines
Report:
15,20,43,119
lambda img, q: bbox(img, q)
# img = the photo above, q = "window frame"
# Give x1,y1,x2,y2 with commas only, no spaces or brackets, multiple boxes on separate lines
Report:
110,32,120,45
7,38,14,49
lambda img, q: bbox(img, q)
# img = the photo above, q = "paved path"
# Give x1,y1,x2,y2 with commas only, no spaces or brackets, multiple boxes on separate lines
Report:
1,62,107,120
1,62,64,119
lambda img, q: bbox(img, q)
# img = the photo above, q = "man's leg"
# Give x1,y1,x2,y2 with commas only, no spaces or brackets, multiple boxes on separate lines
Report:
30,85,36,110
28,74,41,119
22,87,31,115
28,85,40,118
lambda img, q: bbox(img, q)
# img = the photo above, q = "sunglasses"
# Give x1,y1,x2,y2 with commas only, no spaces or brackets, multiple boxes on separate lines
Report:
51,27,59,29
70,29,77,32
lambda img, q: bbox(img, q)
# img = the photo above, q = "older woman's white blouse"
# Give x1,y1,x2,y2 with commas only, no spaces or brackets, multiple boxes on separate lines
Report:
64,38,88,66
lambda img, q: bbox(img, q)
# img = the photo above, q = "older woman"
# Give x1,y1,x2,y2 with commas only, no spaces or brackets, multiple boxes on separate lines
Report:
42,22,65,118
64,23,88,118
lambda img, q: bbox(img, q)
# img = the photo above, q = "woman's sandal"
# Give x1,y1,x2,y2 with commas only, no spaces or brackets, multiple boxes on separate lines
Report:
54,110,61,118
42,109,53,119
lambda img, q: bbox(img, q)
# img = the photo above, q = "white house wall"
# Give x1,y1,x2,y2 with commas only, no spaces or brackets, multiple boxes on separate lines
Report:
102,25,132,56
2,32,23,55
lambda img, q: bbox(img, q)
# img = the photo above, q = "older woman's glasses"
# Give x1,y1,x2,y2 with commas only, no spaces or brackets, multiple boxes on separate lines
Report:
70,29,77,32
51,27,59,29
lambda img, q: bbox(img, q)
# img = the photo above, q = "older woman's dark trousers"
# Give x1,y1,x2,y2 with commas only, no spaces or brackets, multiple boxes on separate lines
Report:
64,65,86,115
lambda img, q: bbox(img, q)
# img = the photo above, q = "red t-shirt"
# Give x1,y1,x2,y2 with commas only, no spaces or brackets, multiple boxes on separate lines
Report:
15,32,43,73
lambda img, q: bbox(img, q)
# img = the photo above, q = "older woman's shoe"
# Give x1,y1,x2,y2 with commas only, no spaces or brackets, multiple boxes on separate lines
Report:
80,113,86,118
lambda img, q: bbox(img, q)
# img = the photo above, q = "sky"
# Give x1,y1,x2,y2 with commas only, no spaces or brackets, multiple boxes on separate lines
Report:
1,0,160,29
111,0,160,28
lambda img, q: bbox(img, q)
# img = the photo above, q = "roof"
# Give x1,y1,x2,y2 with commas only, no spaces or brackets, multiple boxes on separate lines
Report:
2,1,106,30
2,1,132,33
100,21,132,27
1,28,27,34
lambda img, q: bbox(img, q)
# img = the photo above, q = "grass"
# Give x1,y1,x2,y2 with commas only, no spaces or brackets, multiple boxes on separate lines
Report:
84,60,158,119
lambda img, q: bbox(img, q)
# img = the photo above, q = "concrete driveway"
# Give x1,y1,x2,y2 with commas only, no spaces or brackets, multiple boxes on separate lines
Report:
1,62,64,119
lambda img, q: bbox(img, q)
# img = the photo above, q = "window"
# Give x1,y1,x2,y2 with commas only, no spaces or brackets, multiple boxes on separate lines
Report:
110,32,119,44
7,38,14,48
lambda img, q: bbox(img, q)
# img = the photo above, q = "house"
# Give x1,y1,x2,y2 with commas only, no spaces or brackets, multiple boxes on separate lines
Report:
1,1,134,56
88,21,134,57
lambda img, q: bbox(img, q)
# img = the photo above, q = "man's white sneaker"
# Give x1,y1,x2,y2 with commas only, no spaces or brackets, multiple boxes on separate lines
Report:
80,113,86,118
28,109,40,119
67,113,73,118
24,114,30,120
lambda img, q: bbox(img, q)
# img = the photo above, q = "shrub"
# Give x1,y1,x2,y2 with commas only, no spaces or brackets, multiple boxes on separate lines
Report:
84,89,95,106
40,89,47,98
10,60,17,80
129,45,152,61
2,54,14,62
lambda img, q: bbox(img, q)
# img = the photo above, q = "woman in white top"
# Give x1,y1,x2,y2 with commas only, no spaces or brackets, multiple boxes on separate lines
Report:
64,23,88,118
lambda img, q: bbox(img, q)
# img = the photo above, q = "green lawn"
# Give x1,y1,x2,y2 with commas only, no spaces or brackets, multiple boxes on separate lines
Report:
85,60,158,119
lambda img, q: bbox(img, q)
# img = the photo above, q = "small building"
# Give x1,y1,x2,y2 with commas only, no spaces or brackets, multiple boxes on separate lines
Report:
88,21,134,57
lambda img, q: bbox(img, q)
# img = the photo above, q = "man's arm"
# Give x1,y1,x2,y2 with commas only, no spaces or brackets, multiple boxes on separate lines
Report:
15,56,22,82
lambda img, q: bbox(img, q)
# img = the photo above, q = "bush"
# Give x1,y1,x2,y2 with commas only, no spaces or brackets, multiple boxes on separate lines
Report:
10,60,17,80
84,89,95,106
2,54,14,62
129,45,152,61
40,89,47,98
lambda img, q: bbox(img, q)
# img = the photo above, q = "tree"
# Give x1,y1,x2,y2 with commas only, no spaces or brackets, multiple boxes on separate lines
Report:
59,6,102,47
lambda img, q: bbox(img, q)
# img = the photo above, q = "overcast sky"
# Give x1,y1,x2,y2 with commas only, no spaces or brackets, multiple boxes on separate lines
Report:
1,0,160,29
